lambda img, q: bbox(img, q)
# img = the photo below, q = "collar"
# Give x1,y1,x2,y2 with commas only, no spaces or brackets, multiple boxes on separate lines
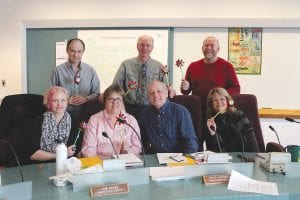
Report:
151,99,170,114
136,56,151,65
67,61,82,69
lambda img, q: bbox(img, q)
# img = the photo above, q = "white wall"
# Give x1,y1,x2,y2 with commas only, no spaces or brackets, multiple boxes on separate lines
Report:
173,28,300,109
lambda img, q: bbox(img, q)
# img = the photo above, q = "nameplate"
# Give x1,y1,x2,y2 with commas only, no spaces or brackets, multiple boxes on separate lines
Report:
202,174,230,185
90,183,129,197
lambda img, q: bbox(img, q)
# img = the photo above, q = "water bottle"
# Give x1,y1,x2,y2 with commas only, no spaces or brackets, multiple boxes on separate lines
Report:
56,142,67,175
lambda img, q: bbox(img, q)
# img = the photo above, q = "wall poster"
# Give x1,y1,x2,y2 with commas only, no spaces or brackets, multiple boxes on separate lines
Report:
228,28,262,75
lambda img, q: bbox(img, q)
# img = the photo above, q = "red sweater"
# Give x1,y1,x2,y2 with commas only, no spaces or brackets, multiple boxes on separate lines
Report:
182,57,240,102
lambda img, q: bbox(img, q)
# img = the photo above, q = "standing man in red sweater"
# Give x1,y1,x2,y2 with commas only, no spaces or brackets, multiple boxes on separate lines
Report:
180,36,240,112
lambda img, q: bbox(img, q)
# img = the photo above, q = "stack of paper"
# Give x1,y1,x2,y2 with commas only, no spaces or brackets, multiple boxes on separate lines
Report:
113,153,144,167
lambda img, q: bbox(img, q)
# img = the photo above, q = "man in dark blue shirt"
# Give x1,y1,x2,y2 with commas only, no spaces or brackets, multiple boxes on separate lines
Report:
139,80,198,153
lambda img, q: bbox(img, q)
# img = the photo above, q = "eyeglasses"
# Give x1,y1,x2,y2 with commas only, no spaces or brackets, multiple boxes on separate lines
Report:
106,97,122,103
212,97,227,103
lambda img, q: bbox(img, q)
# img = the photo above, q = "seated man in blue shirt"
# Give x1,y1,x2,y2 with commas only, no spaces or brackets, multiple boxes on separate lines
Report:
139,80,198,153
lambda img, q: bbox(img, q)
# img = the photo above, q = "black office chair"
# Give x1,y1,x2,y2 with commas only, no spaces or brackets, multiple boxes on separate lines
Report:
0,94,45,139
0,94,45,166
232,94,283,152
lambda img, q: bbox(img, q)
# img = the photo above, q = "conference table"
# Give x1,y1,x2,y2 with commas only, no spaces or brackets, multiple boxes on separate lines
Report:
1,154,300,200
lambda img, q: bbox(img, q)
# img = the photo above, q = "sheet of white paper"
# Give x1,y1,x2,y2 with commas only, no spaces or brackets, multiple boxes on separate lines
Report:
55,41,68,66
228,170,279,196
150,166,185,181
157,153,187,164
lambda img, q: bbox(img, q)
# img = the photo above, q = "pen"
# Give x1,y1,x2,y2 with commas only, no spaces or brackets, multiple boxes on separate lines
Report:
183,153,195,160
73,128,81,146
169,155,184,162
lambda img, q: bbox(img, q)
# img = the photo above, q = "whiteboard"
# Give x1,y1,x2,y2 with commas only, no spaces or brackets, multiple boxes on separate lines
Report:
78,29,169,93
173,28,300,109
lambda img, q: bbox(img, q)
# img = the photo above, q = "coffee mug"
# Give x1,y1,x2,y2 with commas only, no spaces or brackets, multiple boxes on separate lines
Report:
286,145,300,162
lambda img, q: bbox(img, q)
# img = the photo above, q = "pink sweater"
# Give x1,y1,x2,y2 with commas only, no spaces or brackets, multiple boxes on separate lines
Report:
81,110,141,159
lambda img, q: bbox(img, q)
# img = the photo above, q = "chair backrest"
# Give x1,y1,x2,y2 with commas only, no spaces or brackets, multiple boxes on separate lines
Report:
232,94,265,152
170,95,203,151
0,94,45,139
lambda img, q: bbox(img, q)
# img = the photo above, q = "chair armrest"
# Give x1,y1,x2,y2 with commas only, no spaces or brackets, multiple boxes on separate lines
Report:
266,142,284,152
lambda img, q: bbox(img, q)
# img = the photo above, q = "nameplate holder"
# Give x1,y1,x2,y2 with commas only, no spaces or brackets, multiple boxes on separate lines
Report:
90,183,129,197
102,159,126,172
207,153,232,163
202,174,230,185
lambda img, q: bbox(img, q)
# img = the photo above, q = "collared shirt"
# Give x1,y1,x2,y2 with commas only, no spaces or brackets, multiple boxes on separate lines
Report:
50,61,100,101
81,110,142,159
113,57,165,106
139,100,198,153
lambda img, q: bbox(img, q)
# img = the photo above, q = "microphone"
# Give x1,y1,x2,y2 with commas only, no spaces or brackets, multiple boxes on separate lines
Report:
0,139,24,182
269,125,284,152
102,132,119,159
230,124,246,162
210,126,222,153
116,116,146,167
285,117,300,124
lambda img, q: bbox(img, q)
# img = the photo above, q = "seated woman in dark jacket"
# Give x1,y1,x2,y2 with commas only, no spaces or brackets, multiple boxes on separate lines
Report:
205,87,259,152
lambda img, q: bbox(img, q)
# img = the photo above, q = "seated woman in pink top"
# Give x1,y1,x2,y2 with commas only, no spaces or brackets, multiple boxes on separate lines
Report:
81,84,141,159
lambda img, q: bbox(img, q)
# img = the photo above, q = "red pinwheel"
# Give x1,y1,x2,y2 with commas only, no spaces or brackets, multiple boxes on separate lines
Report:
125,81,138,96
175,58,185,78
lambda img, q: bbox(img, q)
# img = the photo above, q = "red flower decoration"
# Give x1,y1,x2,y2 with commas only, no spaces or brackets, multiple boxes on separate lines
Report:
175,58,184,68
74,75,81,85
114,112,127,128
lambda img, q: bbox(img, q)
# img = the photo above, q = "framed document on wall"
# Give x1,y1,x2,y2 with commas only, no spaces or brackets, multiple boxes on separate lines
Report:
228,28,262,75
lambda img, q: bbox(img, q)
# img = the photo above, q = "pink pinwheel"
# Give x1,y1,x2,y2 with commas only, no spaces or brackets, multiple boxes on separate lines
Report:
74,75,81,85
160,65,170,86
125,81,138,96
73,121,88,146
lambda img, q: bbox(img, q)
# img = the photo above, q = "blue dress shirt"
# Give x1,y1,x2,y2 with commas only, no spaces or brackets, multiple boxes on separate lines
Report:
140,100,198,153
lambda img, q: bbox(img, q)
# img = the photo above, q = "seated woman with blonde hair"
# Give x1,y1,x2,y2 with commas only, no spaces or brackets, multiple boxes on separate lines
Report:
81,84,141,159
29,86,76,162
205,87,259,152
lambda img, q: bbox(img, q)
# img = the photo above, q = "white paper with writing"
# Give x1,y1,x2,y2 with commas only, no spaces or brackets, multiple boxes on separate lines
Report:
228,170,278,196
